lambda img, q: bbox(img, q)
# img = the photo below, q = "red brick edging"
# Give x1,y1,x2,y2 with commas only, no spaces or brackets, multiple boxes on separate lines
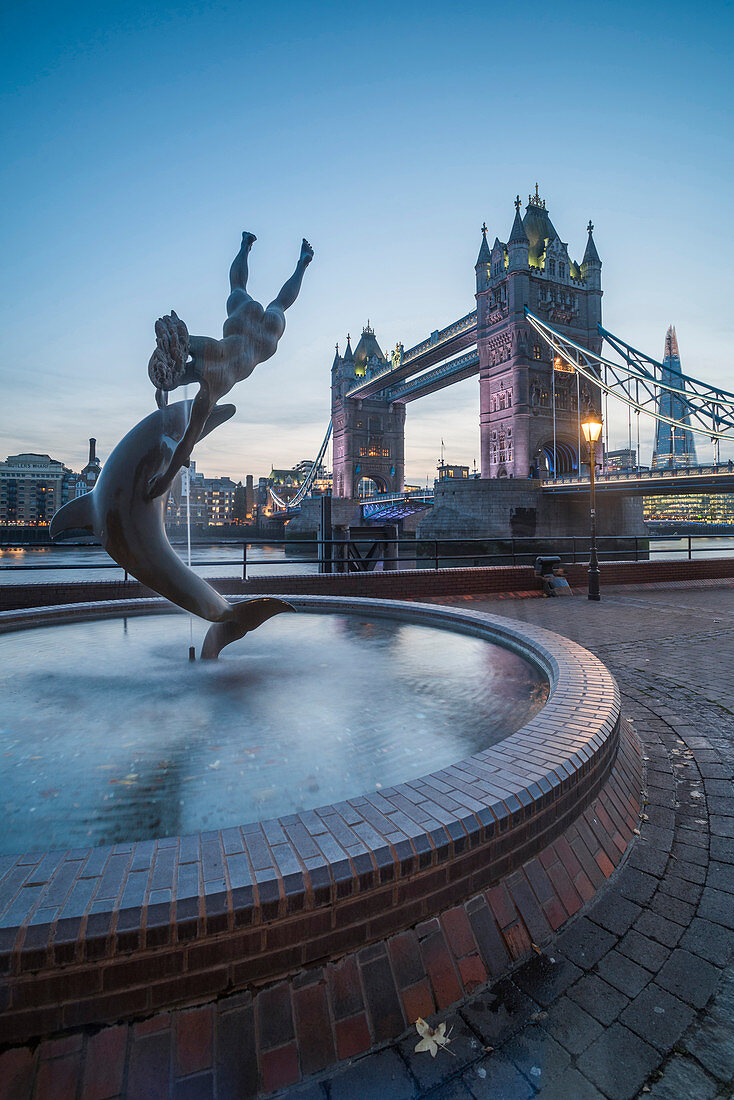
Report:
0,597,628,1063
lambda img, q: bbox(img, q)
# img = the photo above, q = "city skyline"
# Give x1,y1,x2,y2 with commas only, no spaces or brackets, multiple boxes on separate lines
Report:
2,1,733,481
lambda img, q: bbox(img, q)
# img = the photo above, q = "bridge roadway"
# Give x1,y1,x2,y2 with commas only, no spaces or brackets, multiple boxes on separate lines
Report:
347,309,478,400
541,465,734,496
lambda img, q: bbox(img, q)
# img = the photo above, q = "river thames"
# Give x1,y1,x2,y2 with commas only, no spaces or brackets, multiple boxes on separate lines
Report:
1,536,734,584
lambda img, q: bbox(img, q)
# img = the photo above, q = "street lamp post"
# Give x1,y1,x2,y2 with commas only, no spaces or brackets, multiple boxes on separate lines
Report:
582,410,603,602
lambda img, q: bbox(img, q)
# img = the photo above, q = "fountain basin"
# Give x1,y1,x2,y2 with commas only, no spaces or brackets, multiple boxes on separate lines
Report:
0,605,547,853
0,596,633,1049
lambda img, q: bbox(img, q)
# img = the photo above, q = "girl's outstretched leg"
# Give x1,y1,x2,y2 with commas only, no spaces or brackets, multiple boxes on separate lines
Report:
229,231,257,293
268,239,314,313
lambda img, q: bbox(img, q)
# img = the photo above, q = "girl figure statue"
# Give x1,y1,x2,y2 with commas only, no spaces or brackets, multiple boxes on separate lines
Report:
147,232,313,498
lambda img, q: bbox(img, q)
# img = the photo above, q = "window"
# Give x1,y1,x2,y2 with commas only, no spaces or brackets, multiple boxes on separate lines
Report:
499,429,513,464
549,259,556,277
533,343,542,360
559,262,565,279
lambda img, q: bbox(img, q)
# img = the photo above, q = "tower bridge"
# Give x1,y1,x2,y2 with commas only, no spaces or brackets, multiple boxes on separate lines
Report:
280,186,734,539
329,187,603,502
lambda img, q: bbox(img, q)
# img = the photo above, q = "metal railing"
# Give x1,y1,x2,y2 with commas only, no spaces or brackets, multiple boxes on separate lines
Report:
548,464,734,487
3,533,734,582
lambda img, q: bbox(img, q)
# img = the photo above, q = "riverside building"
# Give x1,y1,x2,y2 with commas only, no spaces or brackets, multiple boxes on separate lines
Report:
0,453,70,526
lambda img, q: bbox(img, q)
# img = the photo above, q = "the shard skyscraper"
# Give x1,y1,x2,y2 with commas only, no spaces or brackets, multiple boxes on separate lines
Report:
651,326,697,469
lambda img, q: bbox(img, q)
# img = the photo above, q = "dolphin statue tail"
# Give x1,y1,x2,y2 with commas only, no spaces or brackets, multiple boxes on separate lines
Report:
50,494,95,539
200,597,295,660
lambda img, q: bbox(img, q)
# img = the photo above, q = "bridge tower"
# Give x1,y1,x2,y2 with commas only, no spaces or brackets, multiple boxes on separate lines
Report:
476,188,603,479
331,325,406,498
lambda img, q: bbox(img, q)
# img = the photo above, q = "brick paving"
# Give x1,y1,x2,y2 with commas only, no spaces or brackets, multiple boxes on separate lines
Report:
288,587,734,1099
0,584,732,1097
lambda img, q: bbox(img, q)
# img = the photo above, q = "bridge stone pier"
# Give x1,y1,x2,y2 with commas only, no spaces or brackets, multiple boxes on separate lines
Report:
417,476,645,540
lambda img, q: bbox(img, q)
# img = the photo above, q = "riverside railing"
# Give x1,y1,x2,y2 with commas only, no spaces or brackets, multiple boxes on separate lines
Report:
2,533,734,582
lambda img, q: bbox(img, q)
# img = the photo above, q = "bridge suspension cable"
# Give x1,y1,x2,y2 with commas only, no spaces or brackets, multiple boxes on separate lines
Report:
269,420,333,511
526,311,734,441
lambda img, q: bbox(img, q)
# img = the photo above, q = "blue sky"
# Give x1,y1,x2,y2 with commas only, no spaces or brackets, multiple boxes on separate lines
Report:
1,0,733,481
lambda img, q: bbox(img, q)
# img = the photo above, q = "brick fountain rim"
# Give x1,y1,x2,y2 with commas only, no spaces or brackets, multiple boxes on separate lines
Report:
0,596,629,1048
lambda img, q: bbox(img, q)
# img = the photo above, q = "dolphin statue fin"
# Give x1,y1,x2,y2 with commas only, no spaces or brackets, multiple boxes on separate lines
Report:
201,403,236,439
200,598,295,660
49,494,95,540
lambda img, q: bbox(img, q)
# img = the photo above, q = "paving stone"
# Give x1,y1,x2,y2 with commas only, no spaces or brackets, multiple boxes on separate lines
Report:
707,795,734,816
680,917,733,965
554,916,616,968
397,1013,482,1092
595,949,654,998
463,1051,534,1099
576,1021,660,1100
501,1023,570,1087
426,1081,474,1100
710,815,734,837
617,929,669,972
541,995,603,1056
533,1065,605,1099
702,778,733,798
671,841,708,867
709,966,734,1021
685,1014,734,1081
698,886,734,929
460,981,538,1047
710,836,734,864
567,974,629,1025
511,954,582,1008
707,860,734,893
619,983,695,1051
649,891,697,926
675,823,708,849
171,1074,214,1100
633,909,684,948
588,893,641,936
670,859,706,885
644,802,676,829
658,874,702,906
617,867,658,904
656,949,720,1009
329,1049,415,1099
639,824,675,852
286,1085,326,1099
645,1055,720,1100
628,845,669,877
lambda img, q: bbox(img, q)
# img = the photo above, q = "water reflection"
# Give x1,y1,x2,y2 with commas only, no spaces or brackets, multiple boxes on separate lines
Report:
0,613,548,854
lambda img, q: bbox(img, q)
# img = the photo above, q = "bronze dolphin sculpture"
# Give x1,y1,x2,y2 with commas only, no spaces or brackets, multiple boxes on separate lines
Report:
50,399,293,658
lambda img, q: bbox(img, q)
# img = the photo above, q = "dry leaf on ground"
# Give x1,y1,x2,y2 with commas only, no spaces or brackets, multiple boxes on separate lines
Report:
414,1017,455,1057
